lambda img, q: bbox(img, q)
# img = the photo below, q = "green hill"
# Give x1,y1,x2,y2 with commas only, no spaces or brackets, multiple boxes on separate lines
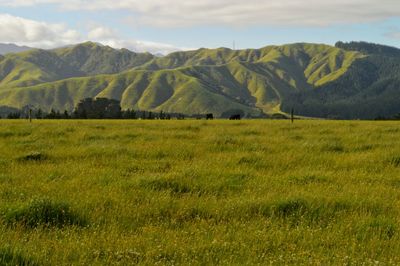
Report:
281,42,400,119
0,43,33,55
0,49,82,88
0,42,154,89
54,42,154,75
0,67,263,117
2,41,400,119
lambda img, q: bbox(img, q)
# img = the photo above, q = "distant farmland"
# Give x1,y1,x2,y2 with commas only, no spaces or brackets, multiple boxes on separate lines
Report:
1,120,400,264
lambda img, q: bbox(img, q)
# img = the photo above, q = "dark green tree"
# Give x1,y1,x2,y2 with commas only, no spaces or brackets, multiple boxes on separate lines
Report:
63,110,70,119
36,108,43,119
74,98,121,119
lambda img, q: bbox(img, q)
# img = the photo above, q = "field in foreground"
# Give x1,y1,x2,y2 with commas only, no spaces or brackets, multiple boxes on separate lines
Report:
1,120,400,265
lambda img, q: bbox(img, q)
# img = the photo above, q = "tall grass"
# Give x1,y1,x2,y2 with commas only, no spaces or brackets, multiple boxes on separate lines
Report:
0,120,400,264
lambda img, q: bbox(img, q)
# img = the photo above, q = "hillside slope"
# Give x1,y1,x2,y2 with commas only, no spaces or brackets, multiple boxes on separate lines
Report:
54,42,154,75
0,43,365,117
0,43,33,55
0,42,154,89
3,41,400,119
281,42,400,119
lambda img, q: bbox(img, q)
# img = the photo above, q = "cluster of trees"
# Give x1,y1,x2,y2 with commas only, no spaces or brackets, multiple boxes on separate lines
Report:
335,41,400,57
72,98,188,120
374,113,400,121
4,108,71,120
74,98,121,119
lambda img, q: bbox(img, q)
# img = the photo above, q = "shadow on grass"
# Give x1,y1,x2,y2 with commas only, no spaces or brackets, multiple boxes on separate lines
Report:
243,197,393,227
288,175,329,185
140,174,250,196
321,142,345,153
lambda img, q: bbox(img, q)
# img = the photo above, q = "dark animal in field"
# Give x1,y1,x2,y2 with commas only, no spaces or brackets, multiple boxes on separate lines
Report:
206,113,214,120
229,114,241,120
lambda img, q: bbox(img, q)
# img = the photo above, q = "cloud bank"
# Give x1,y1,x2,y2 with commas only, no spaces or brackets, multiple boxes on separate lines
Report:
2,1,399,53
0,14,80,47
0,14,184,54
1,0,400,27
86,26,190,54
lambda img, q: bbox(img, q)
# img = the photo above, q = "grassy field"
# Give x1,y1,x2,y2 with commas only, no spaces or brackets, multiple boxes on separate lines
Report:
1,119,400,265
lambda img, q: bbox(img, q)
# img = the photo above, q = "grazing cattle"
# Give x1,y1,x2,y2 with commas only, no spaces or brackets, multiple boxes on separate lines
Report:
229,114,241,120
206,113,214,120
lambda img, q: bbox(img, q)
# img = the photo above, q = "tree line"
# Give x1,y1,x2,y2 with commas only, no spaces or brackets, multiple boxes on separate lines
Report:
2,98,189,120
0,98,259,120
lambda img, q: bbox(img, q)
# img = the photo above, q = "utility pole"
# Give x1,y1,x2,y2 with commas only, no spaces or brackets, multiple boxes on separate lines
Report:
233,40,236,50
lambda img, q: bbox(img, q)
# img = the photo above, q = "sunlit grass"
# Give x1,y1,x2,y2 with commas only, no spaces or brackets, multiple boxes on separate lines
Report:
1,119,400,264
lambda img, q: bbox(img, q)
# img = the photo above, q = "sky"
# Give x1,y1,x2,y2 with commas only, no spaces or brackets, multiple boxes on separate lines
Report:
1,0,400,54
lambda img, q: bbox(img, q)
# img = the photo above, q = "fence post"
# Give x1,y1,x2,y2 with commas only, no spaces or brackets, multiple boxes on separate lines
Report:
291,108,294,124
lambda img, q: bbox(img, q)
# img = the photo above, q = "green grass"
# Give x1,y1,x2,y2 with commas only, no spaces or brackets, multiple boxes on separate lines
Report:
0,246,38,266
1,119,400,264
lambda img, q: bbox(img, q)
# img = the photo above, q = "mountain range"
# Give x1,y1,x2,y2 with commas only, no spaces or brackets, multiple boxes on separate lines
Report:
0,43,33,55
0,41,400,119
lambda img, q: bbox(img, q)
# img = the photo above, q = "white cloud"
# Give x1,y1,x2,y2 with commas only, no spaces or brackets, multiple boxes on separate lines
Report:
1,0,400,27
0,14,184,54
85,25,188,54
88,26,117,40
85,26,188,54
0,14,81,47
98,39,189,54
